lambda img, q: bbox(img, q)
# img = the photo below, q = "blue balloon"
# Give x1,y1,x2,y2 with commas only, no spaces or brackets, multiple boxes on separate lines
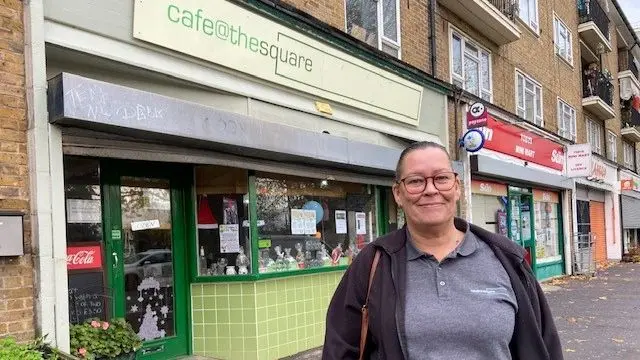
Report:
303,201,324,224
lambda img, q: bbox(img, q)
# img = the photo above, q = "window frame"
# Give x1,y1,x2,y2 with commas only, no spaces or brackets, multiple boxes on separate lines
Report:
553,15,573,65
449,26,493,101
623,141,635,170
344,0,402,58
586,119,604,155
516,70,544,126
557,98,576,141
606,130,617,162
519,0,540,33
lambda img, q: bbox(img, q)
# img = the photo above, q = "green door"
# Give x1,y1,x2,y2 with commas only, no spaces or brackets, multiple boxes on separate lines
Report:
507,193,536,270
103,161,191,359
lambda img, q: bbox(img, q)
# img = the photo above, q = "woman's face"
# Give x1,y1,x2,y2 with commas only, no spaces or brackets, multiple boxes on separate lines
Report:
392,147,460,228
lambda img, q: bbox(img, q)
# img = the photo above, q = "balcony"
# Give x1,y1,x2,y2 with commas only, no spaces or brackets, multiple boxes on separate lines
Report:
583,71,615,120
621,122,640,142
619,49,640,100
578,0,612,54
440,0,521,45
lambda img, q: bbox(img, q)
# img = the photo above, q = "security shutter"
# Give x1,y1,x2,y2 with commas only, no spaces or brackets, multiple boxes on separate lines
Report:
622,195,640,229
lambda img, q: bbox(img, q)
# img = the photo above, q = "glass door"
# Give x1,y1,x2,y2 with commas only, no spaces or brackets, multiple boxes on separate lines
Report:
508,192,535,267
104,163,190,359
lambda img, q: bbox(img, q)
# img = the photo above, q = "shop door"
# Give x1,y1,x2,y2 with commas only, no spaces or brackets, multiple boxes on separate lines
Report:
590,200,607,264
104,163,190,359
508,194,535,266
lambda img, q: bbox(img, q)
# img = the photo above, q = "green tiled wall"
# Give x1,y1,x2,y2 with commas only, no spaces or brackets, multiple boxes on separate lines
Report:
191,272,343,360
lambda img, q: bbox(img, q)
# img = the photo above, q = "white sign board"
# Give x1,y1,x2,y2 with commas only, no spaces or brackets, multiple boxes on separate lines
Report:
566,144,592,178
131,219,160,231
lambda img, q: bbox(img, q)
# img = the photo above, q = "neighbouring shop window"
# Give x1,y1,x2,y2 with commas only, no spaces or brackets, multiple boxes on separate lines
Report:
194,165,250,276
255,173,376,273
516,71,543,126
607,131,617,162
345,0,400,57
450,29,492,101
557,99,576,141
63,156,108,325
470,180,508,236
623,141,635,170
586,119,604,155
519,0,539,32
384,188,404,233
533,190,561,262
553,16,572,64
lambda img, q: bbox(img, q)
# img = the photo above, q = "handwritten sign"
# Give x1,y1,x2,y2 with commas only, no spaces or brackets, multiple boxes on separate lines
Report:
68,272,107,324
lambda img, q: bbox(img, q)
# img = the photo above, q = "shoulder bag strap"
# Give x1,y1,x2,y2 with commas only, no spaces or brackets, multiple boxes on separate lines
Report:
359,249,381,360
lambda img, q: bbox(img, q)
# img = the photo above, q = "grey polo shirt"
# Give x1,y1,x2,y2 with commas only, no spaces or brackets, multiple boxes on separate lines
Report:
404,228,518,360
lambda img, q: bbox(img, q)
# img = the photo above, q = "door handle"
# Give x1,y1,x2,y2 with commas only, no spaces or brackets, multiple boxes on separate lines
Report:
112,252,118,268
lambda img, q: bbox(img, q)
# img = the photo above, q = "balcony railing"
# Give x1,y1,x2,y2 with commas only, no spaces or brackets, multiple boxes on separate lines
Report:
619,49,639,80
489,0,519,21
578,0,610,41
583,71,614,106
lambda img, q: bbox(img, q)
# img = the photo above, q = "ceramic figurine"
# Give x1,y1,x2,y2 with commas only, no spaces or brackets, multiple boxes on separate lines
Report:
284,248,296,270
331,244,343,265
295,242,305,269
321,247,331,266
274,245,285,271
225,265,237,275
217,258,228,275
236,246,250,275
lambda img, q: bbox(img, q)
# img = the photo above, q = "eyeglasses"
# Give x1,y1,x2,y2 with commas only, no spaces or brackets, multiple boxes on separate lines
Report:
397,172,458,194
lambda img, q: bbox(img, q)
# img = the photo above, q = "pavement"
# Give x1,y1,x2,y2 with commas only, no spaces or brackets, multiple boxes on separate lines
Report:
545,262,640,359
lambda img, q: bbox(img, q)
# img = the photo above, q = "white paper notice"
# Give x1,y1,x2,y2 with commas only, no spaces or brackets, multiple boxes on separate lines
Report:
219,224,240,253
131,219,161,231
291,209,305,235
303,210,317,235
66,199,101,223
356,212,367,235
335,210,347,234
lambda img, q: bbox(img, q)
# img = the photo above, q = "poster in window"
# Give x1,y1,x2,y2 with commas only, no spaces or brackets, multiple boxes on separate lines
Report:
303,209,317,235
66,199,101,224
219,224,240,253
223,197,238,225
356,212,367,235
291,209,305,235
335,210,347,234
496,210,508,237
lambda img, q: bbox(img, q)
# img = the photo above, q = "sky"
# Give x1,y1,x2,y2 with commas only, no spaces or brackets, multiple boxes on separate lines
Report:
618,0,640,30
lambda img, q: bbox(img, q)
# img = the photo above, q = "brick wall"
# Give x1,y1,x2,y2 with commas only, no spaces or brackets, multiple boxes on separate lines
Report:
0,0,35,342
280,0,430,71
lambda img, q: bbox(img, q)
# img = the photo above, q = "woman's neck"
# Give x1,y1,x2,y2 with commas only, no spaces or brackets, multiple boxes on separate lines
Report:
407,221,465,260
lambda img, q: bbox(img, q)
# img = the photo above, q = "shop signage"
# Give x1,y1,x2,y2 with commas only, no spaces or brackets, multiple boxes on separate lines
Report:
533,189,559,203
620,172,640,192
588,158,608,182
471,180,508,196
132,0,424,125
467,102,488,128
566,143,592,178
621,179,634,191
481,117,564,171
67,245,103,270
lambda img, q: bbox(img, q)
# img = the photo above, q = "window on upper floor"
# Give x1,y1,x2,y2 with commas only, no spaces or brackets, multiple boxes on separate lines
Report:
636,150,640,173
516,71,543,125
345,0,401,58
553,16,573,64
607,131,617,162
623,141,635,170
586,118,603,155
450,30,492,101
519,0,539,33
557,99,576,141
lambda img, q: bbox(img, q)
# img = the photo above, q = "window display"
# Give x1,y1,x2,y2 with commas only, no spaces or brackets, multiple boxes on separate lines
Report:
195,165,250,276
255,173,376,273
533,189,561,261
470,180,508,235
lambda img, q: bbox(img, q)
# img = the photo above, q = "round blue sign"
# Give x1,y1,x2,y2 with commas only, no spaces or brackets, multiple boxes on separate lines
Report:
460,129,485,153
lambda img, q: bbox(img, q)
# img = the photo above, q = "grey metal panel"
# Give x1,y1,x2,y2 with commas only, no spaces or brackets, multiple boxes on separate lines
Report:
576,186,589,201
622,195,640,229
622,190,640,200
48,72,402,175
588,190,605,202
470,155,573,190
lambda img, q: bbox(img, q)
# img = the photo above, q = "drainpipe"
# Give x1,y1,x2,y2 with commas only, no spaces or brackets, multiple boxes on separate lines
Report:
429,0,437,77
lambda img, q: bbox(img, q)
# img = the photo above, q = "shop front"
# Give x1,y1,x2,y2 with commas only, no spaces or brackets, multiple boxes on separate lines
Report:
619,170,640,255
39,0,451,359
469,115,571,280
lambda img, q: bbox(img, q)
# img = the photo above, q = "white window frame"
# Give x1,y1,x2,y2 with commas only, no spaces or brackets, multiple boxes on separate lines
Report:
553,15,573,65
344,0,402,58
516,70,543,126
519,0,540,33
557,98,576,141
636,149,640,173
623,141,635,170
449,26,493,101
586,119,603,155
607,130,617,162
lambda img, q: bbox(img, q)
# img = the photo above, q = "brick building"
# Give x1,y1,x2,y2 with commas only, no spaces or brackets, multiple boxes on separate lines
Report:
0,0,35,342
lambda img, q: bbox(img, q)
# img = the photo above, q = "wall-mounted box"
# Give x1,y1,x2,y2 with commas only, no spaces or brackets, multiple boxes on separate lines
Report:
0,212,24,256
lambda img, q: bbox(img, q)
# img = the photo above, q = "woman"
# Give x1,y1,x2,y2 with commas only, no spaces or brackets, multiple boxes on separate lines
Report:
323,141,563,360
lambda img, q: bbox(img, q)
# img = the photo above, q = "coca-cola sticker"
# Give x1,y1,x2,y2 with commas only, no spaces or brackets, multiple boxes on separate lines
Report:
67,245,103,270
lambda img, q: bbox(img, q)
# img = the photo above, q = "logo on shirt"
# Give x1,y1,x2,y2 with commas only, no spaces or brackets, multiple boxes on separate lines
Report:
470,287,507,295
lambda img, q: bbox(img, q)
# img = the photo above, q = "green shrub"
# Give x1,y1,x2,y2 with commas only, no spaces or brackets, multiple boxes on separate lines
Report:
70,319,141,359
0,337,44,360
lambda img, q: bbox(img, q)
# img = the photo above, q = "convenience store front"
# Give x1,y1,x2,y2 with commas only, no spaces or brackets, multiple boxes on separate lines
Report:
41,1,450,359
469,115,571,280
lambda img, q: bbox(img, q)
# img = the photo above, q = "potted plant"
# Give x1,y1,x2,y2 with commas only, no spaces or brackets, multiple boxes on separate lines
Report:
70,319,142,360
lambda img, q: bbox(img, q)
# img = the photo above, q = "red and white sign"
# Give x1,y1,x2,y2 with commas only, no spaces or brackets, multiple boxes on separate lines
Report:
467,102,488,128
67,245,103,270
481,117,564,170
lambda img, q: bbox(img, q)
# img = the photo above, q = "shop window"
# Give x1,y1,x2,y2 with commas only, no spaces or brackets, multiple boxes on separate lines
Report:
345,0,401,57
533,192,561,262
470,181,509,236
255,173,376,273
64,156,109,325
195,165,250,276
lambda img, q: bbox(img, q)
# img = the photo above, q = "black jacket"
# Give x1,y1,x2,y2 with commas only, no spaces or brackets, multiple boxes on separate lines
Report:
323,218,563,360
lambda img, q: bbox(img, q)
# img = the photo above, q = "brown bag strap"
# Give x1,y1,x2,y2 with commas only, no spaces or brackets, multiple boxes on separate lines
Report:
359,250,381,360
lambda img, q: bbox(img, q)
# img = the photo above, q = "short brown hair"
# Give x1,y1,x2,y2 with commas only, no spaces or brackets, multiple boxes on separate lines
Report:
395,141,451,180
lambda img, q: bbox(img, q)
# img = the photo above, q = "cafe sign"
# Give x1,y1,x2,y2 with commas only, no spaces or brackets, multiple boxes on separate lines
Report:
132,0,424,125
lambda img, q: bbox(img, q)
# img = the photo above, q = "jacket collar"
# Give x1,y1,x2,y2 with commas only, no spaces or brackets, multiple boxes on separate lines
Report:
373,217,526,261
